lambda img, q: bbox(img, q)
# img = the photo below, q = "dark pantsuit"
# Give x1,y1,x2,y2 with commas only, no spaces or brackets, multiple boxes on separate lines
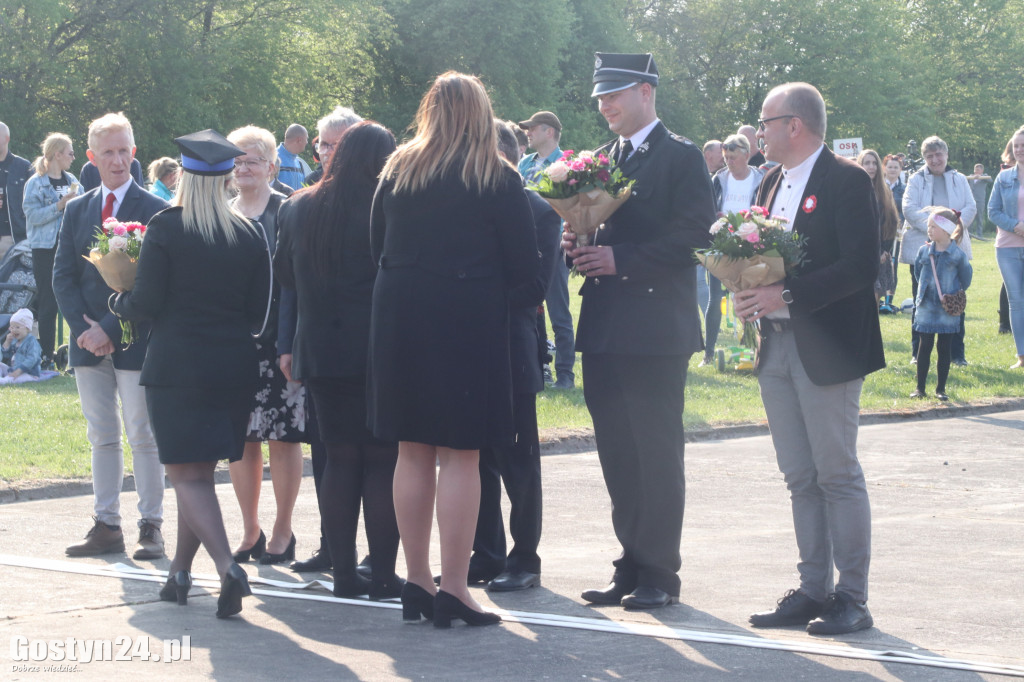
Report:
473,391,542,575
582,352,687,596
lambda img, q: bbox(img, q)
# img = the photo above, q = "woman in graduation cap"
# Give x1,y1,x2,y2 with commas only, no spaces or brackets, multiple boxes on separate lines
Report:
109,129,272,619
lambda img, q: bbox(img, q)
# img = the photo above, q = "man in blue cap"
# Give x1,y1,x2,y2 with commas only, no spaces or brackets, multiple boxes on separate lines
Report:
563,52,716,609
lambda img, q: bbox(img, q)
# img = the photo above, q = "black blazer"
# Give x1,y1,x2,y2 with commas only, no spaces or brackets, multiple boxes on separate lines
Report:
507,190,562,394
574,122,717,356
52,181,169,369
274,188,378,380
110,207,271,388
756,146,886,386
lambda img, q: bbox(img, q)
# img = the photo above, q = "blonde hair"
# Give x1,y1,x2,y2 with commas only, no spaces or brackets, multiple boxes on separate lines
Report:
32,133,73,176
148,157,180,185
227,125,278,167
722,133,750,154
172,172,251,245
381,72,509,194
926,206,964,244
88,112,134,151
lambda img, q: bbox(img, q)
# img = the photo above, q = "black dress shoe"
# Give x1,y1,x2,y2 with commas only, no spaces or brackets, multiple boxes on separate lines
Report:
232,530,266,563
369,574,405,600
433,590,501,628
749,589,825,627
806,592,873,635
581,581,634,605
433,564,502,587
291,548,332,572
401,582,435,622
216,564,252,619
622,586,676,610
258,534,296,565
332,572,371,598
487,570,540,592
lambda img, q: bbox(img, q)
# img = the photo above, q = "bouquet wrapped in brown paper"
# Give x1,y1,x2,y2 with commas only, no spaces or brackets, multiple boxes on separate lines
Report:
83,218,147,345
695,207,807,350
528,150,634,247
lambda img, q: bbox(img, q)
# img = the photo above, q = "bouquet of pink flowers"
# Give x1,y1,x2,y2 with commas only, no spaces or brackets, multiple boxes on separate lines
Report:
528,150,634,246
696,207,806,350
83,218,147,345
696,207,806,292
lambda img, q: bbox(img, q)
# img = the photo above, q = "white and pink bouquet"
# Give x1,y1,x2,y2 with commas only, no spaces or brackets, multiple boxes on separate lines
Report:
84,218,147,345
528,150,634,246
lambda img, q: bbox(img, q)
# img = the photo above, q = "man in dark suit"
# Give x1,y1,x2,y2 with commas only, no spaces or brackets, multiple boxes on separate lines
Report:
563,53,716,610
53,112,170,560
735,83,885,635
469,121,562,591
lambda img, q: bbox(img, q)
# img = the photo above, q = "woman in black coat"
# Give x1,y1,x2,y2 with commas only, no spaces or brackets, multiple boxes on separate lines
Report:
110,130,271,618
274,121,401,598
368,72,539,627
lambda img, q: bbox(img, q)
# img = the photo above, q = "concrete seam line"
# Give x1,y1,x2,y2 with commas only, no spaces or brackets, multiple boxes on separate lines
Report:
1,555,1021,677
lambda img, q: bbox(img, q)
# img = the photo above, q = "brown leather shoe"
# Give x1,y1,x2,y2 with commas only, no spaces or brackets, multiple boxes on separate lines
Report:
66,518,125,557
133,520,165,560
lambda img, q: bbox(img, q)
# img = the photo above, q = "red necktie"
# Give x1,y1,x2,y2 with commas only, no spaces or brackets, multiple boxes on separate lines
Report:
102,192,116,222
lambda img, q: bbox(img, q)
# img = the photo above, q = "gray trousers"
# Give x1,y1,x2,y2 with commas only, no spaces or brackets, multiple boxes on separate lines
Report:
757,329,871,603
75,356,164,527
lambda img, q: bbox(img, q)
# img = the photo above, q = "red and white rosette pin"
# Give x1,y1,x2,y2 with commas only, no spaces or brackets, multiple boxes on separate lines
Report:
802,195,817,214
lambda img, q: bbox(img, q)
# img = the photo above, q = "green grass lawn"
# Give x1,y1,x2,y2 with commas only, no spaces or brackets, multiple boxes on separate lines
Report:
2,239,1019,482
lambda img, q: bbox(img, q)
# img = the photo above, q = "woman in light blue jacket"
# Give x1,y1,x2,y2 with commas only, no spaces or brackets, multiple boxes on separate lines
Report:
22,133,79,365
987,125,1024,368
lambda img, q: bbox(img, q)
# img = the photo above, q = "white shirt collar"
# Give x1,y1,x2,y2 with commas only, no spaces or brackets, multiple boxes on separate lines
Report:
621,118,661,155
781,144,825,184
101,178,133,206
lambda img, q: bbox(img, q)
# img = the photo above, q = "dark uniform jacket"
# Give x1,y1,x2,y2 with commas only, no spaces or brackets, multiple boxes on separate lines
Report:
756,146,886,386
52,181,168,369
574,121,717,356
110,206,270,389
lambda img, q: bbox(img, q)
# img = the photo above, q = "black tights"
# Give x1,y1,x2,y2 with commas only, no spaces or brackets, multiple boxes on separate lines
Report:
916,333,952,393
320,441,400,583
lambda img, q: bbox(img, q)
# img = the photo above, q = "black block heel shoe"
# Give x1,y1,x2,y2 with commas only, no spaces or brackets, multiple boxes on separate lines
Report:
401,582,435,622
233,530,266,563
433,590,501,629
216,563,252,618
159,570,192,606
258,534,296,565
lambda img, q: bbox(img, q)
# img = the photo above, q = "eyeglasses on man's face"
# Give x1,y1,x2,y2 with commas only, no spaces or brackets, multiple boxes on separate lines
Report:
757,115,798,131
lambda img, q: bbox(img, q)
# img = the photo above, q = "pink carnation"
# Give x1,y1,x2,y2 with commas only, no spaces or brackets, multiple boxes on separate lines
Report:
112,224,128,236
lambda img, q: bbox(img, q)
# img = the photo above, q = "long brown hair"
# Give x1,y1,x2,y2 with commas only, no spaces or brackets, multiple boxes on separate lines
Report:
381,72,510,194
858,149,898,242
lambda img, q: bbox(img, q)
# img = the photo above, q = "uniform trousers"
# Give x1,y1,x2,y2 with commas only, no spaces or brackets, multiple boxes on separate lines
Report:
757,328,870,603
74,356,164,527
472,391,542,574
583,352,687,596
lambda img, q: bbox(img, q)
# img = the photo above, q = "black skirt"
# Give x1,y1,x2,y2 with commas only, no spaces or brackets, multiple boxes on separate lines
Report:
147,386,252,464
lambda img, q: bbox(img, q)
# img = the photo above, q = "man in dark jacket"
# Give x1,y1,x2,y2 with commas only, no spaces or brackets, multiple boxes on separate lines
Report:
736,82,884,635
469,121,562,591
0,121,32,258
53,113,170,561
563,53,716,610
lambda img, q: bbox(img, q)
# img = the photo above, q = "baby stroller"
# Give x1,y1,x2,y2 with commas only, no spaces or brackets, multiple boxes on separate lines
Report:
0,241,36,337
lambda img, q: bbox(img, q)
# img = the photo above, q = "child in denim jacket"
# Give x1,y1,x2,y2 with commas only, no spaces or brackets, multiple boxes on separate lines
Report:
1,308,43,384
912,207,973,400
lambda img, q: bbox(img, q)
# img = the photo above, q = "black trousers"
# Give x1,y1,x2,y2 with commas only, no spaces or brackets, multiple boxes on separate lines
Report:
31,247,58,357
582,352,687,596
472,391,542,574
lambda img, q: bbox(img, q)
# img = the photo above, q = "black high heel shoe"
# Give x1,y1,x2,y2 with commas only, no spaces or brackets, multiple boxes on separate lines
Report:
258,533,296,565
232,530,266,563
159,570,192,606
216,563,252,618
401,582,435,622
433,590,501,628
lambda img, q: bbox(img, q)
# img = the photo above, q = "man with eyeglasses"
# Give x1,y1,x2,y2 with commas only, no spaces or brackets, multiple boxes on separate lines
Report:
563,52,715,611
302,106,363,187
734,83,884,635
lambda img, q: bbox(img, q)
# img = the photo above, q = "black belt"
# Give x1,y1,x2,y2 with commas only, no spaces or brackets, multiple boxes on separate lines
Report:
762,318,793,333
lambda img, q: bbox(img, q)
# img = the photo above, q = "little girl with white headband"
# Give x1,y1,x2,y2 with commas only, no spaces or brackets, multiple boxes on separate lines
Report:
911,207,973,401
